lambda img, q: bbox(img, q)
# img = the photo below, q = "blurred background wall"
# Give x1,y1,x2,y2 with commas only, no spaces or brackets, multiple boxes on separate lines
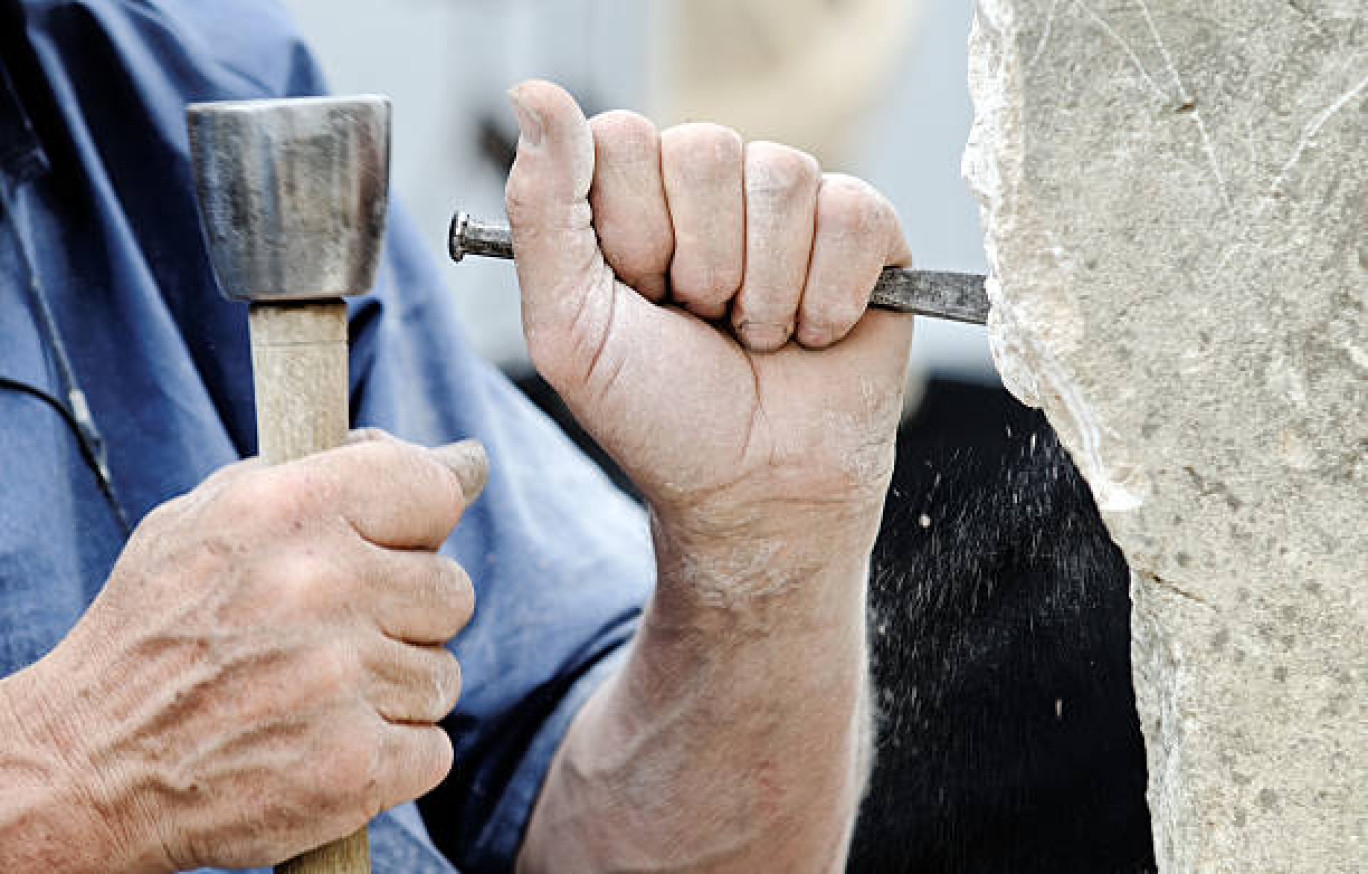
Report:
280,0,995,387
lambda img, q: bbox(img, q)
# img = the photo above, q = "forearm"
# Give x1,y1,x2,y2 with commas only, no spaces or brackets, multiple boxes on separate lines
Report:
519,509,877,873
0,664,151,873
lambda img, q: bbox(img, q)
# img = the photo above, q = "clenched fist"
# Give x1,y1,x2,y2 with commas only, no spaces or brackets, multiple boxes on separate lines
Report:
505,81,913,563
3,434,485,872
507,82,914,871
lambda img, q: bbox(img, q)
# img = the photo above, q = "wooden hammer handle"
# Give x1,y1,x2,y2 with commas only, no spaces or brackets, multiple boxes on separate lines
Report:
276,831,369,874
249,302,369,874
250,302,351,466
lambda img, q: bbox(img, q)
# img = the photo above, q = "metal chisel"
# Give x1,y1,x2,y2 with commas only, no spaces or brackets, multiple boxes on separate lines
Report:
448,211,990,326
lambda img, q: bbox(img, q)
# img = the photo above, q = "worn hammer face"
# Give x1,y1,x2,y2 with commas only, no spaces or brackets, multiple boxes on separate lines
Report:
187,96,391,302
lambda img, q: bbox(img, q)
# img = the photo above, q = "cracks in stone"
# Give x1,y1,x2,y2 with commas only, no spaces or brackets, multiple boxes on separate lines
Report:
1137,570,1214,610
1261,71,1368,212
1068,0,1360,216
1026,0,1063,71
1136,0,1232,210
1072,0,1169,101
1073,0,1232,209
1136,1,1191,105
1286,0,1328,38
1238,116,1263,167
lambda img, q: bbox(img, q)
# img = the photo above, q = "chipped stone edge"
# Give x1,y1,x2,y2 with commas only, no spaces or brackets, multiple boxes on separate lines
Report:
963,0,1029,400
961,4,1178,866
962,0,1148,519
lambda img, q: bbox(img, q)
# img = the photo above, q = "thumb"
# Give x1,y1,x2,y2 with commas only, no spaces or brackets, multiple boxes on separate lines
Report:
430,439,490,504
505,80,613,370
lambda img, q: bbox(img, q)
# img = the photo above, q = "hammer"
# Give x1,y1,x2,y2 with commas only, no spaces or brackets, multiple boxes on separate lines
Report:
187,95,391,874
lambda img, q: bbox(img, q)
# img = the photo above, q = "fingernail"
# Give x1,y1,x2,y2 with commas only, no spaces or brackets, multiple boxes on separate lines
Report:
508,88,544,148
433,440,489,503
736,321,792,352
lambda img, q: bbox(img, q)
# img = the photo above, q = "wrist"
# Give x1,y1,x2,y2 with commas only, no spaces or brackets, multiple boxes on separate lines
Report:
1,659,171,873
648,497,881,612
558,507,874,870
649,475,887,543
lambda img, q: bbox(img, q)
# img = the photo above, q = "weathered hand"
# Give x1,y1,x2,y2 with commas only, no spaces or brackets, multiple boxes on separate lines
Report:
6,434,485,871
506,81,913,550
505,82,911,872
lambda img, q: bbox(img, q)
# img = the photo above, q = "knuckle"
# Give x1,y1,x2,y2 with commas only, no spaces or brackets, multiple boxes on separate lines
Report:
671,261,737,308
605,236,673,281
662,123,743,183
274,549,346,611
346,427,393,446
371,728,452,816
407,730,454,801
799,303,862,348
228,467,330,528
216,473,285,523
308,641,359,698
595,207,674,271
796,322,834,349
831,296,869,330
819,174,884,237
821,172,878,200
434,651,463,713
799,307,838,336
871,193,901,242
437,560,476,632
276,466,334,511
347,435,408,469
430,474,467,538
591,110,659,160
586,115,672,280
732,289,796,327
361,440,462,522
382,443,433,494
135,495,186,538
804,280,869,325
746,142,821,198
317,726,381,806
504,172,540,225
428,731,455,786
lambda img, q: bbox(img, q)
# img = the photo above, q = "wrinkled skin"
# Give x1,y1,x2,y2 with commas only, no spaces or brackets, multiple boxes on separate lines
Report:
1,437,486,871
504,84,914,544
1,75,916,874
506,82,914,873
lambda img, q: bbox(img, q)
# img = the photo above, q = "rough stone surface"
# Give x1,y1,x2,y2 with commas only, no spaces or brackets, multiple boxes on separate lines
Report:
964,1,1365,870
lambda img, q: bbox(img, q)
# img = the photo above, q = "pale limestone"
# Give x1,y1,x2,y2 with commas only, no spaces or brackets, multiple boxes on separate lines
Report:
965,1,1366,870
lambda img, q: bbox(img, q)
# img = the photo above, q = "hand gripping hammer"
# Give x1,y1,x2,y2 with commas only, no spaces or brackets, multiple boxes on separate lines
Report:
187,95,391,874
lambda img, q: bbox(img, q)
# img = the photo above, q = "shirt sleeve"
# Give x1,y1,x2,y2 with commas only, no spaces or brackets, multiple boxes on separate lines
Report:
349,205,654,871
178,2,659,860
17,2,654,867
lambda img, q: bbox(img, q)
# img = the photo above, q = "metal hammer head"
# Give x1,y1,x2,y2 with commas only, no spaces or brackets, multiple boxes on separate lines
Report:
187,95,391,302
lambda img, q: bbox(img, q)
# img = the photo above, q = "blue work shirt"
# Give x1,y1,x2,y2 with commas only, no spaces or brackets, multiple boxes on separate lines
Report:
0,1,653,871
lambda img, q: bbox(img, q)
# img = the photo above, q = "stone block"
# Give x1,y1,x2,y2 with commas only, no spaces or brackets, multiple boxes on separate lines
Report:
965,1,1366,870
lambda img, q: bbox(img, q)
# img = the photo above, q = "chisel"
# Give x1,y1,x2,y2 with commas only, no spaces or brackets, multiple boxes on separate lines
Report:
448,211,990,326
